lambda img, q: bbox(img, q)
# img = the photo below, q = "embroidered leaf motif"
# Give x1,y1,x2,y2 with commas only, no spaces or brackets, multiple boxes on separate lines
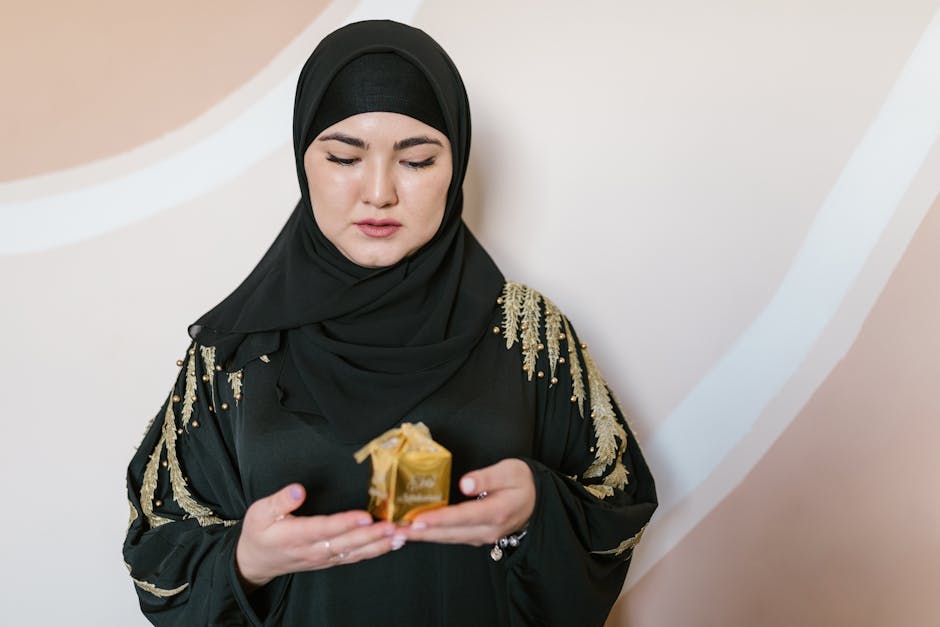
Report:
501,282,525,350
543,297,563,379
520,286,542,380
563,317,586,418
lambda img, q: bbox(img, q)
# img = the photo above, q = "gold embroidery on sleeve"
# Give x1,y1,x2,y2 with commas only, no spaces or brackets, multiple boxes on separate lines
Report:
138,345,237,529
132,578,190,598
127,499,139,532
162,398,232,527
582,349,629,491
140,432,172,529
592,524,647,556
585,484,614,499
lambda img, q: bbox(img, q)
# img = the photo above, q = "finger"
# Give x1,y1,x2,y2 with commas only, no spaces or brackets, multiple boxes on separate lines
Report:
286,510,376,540
323,531,405,568
459,459,528,497
409,498,502,529
321,520,398,555
404,523,496,546
263,483,307,524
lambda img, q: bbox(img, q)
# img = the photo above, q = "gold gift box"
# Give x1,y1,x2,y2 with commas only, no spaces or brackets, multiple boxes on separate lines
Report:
354,422,451,524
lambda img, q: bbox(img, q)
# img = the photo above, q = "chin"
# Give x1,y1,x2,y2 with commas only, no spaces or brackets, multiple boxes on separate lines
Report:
349,249,408,269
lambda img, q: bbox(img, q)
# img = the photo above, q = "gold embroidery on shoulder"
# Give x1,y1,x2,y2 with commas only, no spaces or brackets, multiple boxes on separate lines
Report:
501,281,525,350
592,524,647,556
138,346,237,529
199,345,218,410
132,577,190,598
180,352,197,428
520,287,542,379
543,297,563,379
582,349,629,491
563,317,586,418
228,370,243,405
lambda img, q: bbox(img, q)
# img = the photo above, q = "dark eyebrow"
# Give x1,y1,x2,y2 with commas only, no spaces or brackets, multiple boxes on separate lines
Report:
318,133,368,149
393,136,443,151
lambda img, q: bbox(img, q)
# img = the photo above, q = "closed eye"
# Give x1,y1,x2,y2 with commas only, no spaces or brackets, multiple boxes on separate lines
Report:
404,158,435,169
326,153,358,166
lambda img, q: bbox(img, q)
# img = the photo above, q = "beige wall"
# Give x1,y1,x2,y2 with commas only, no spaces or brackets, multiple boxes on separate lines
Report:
2,1,938,625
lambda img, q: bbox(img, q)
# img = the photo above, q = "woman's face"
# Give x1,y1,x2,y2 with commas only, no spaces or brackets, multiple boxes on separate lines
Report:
304,111,452,268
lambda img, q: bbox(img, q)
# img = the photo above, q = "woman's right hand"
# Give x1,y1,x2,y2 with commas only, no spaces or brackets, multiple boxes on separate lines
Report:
235,483,405,591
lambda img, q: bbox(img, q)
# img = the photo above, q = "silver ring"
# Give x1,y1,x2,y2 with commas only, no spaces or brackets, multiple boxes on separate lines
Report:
477,491,489,500
320,539,334,555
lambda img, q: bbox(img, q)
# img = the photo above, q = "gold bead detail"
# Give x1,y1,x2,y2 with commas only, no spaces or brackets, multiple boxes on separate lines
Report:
190,395,197,403
550,376,558,385
201,374,210,382
177,428,183,435
496,296,504,305
521,323,528,330
537,343,544,351
171,394,181,403
192,420,200,428
208,406,214,413
559,333,566,341
537,371,545,379
589,446,595,453
154,499,163,508
189,348,195,356
570,395,577,403
559,357,566,364
236,371,243,380
221,402,229,410
492,326,501,334
215,365,222,372
234,393,243,401
160,460,168,468
580,342,587,350
176,359,184,367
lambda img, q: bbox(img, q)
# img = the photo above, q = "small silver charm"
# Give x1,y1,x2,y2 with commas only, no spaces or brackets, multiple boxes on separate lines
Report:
490,545,504,561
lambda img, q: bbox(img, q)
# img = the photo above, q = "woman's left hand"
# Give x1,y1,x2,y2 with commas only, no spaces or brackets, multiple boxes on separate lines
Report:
402,458,535,546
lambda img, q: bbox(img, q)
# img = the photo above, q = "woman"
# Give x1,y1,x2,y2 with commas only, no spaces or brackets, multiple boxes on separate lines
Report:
123,19,656,627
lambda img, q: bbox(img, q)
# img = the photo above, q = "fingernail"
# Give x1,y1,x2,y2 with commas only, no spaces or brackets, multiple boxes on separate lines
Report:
460,477,475,494
384,527,395,536
358,518,372,526
411,521,427,530
289,485,303,501
392,534,406,550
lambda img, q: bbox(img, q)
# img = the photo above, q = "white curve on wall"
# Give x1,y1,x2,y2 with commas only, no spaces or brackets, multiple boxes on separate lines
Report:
633,8,940,579
0,0,423,256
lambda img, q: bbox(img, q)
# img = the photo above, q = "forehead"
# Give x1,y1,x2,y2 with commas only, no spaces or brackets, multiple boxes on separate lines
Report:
313,112,450,146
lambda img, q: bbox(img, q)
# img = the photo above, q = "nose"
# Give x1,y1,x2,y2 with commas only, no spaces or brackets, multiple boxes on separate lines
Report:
361,161,398,208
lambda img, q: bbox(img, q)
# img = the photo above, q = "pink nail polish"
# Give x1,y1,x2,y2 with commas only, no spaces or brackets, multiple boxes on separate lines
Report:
460,477,475,494
411,521,427,530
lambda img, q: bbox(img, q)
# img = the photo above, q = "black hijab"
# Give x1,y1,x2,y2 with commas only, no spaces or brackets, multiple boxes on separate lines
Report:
189,20,504,442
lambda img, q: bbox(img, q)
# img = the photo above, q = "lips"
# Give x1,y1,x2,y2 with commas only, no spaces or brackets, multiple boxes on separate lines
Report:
356,219,401,238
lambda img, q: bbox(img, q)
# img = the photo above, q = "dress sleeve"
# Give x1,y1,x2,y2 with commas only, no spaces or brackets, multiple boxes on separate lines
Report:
123,341,279,626
497,282,658,627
